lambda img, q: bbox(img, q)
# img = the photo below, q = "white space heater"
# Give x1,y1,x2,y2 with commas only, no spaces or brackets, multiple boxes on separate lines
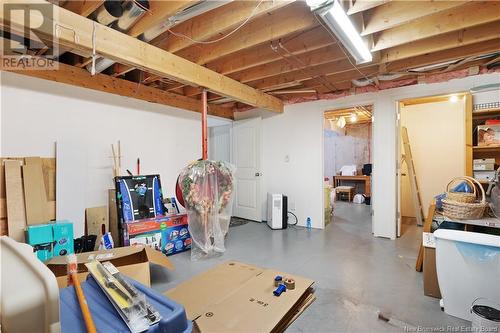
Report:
267,193,288,230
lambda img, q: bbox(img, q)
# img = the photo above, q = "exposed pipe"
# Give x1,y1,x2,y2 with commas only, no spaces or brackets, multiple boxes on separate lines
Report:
87,0,230,75
92,0,123,26
113,0,150,32
202,90,208,160
87,0,150,74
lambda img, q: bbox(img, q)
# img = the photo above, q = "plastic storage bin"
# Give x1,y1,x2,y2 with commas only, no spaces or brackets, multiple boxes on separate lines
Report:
60,275,192,333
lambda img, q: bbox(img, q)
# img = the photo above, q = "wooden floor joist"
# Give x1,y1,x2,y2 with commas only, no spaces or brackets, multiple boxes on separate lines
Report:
0,0,283,113
1,57,234,119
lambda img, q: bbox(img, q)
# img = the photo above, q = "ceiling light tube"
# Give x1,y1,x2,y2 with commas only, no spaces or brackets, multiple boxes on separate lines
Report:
313,0,372,64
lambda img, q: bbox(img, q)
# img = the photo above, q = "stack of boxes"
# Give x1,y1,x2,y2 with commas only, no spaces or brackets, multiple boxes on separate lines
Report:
473,158,496,183
26,221,74,261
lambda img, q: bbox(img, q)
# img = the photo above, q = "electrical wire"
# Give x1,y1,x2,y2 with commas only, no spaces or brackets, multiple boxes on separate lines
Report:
166,0,266,45
287,211,298,225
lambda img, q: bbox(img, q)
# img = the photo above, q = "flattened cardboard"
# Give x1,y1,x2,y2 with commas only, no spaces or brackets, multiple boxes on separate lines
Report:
4,160,27,242
23,157,49,225
165,261,315,333
86,206,108,250
108,189,120,246
423,247,441,299
47,245,174,288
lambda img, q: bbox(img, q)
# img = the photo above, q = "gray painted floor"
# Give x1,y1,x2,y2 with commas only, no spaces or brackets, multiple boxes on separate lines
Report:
151,202,469,332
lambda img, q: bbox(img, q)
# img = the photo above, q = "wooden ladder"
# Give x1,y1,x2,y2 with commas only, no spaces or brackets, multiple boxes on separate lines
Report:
401,126,424,226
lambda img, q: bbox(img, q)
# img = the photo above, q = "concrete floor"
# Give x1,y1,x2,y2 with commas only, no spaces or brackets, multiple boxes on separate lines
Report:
152,202,469,332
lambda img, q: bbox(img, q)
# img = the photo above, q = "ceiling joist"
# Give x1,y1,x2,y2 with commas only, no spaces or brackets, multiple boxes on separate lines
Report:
372,1,500,51
0,0,283,113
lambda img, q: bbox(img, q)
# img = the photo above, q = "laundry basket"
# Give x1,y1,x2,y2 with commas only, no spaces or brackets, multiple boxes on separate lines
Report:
442,176,488,219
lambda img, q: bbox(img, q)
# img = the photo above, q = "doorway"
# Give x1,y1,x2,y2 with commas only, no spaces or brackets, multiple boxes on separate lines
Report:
323,105,373,227
396,93,471,236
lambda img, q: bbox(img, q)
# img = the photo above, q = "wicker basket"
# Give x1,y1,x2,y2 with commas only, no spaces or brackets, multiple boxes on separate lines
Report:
442,176,487,220
446,177,477,203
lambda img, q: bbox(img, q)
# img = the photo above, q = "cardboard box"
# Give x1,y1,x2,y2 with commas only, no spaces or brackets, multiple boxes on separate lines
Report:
473,158,496,171
477,124,500,146
165,261,315,333
422,232,441,299
46,245,174,288
123,214,191,256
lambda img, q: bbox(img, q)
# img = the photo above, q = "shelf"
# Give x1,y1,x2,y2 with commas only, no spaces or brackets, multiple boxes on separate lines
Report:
473,145,500,153
472,108,500,116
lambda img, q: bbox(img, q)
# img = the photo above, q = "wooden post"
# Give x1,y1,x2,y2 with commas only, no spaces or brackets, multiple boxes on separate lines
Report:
202,90,208,160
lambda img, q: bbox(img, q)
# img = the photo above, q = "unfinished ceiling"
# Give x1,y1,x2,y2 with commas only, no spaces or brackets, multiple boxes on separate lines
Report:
2,0,499,119
325,105,372,124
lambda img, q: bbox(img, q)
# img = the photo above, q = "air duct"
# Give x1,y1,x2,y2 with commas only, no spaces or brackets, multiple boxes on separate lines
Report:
113,0,150,32
92,0,123,26
139,0,231,42
87,0,149,74
88,0,230,74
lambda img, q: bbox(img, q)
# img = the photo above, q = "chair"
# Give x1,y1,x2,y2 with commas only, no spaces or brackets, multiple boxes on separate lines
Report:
336,186,355,202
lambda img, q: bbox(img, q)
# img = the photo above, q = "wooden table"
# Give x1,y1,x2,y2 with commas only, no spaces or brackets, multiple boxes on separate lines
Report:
333,175,371,197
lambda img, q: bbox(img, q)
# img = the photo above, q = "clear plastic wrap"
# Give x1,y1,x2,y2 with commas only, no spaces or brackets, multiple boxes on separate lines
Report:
178,160,235,260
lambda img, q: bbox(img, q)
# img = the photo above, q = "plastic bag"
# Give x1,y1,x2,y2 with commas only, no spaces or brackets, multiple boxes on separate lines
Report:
178,160,235,260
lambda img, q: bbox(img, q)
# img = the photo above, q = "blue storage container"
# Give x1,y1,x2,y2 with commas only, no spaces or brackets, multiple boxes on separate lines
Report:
60,275,192,333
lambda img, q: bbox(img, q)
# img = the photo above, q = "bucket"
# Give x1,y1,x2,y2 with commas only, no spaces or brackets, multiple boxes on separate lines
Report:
471,299,500,331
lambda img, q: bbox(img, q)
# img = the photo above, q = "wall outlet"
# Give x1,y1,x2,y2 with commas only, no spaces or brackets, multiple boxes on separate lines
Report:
289,200,296,211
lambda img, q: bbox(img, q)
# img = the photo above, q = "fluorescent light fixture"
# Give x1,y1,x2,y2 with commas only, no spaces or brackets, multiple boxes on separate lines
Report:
312,0,372,64
350,113,358,122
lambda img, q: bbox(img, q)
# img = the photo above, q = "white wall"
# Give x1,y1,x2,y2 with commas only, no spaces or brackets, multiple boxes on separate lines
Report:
1,71,208,236
237,72,500,237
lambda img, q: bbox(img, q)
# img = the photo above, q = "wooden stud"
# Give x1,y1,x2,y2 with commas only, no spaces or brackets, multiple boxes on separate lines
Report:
347,0,389,15
63,0,103,17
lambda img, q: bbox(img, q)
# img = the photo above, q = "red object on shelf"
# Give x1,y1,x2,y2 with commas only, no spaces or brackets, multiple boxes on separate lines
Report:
485,120,500,125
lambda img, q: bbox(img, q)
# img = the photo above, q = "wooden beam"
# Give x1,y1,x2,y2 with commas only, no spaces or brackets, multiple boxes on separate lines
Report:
247,58,372,91
386,38,500,72
183,43,345,97
154,0,293,54
208,26,334,75
112,0,292,77
361,1,467,36
1,56,234,119
127,1,194,38
63,0,103,17
372,1,500,51
347,0,389,15
139,26,333,88
174,2,317,65
1,0,283,113
380,21,500,63
230,44,345,83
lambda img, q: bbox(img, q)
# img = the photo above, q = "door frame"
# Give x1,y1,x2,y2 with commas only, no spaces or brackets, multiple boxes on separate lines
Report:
396,92,472,237
322,104,375,230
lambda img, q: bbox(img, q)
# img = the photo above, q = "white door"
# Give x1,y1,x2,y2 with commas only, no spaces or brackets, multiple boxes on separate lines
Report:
232,117,262,221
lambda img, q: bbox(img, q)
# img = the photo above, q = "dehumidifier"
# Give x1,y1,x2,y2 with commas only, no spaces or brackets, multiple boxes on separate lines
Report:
267,193,288,229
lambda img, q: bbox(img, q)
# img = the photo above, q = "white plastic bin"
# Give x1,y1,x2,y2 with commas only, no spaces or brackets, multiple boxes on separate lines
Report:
0,236,60,332
434,229,500,321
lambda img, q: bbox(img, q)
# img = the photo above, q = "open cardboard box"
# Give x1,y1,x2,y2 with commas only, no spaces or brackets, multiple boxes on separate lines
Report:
46,245,174,288
165,261,315,333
